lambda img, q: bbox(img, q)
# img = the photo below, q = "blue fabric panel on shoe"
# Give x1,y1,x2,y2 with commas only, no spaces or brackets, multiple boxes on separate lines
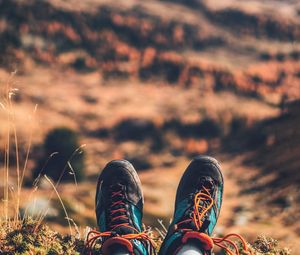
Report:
132,239,148,255
173,198,189,223
159,231,182,255
131,204,143,232
98,212,106,232
217,185,223,209
158,199,189,255
208,185,223,235
208,209,217,235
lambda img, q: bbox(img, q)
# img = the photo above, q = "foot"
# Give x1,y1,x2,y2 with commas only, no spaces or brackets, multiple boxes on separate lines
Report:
159,156,224,255
89,160,154,255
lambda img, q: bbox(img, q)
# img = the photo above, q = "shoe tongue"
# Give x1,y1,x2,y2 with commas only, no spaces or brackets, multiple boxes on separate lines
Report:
200,219,210,232
111,183,124,190
109,183,134,234
177,192,211,231
113,225,136,235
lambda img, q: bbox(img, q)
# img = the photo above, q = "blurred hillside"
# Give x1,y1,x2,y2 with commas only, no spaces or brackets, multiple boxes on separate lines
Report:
1,0,300,101
0,0,299,253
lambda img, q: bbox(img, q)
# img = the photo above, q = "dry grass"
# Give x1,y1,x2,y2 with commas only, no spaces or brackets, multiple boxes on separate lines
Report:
0,73,85,247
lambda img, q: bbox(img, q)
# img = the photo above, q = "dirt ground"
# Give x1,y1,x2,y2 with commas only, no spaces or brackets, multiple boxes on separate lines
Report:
0,66,298,252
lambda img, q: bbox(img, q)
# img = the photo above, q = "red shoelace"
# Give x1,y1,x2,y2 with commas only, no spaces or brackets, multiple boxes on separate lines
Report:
86,230,156,255
175,184,253,255
86,184,156,254
86,183,252,255
106,186,138,232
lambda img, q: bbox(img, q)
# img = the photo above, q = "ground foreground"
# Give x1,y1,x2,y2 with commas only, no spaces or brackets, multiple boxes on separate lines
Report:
0,218,291,255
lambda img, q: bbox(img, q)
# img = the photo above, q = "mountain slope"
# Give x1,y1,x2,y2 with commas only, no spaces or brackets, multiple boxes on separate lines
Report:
1,0,299,102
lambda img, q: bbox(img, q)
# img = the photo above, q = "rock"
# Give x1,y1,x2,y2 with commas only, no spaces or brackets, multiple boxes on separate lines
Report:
21,197,59,218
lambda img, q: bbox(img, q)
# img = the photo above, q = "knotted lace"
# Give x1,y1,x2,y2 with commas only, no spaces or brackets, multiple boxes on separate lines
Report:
176,179,214,231
176,179,253,255
86,230,157,255
86,183,156,254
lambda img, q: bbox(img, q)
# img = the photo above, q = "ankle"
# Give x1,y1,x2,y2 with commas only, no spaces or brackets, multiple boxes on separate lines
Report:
159,231,212,255
175,242,205,255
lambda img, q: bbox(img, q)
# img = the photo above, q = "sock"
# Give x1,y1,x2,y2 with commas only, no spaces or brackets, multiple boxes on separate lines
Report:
176,243,204,255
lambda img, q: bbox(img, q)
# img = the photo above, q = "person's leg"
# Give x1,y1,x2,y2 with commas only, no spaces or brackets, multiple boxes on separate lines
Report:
176,243,204,255
158,156,224,255
109,236,204,255
87,160,154,255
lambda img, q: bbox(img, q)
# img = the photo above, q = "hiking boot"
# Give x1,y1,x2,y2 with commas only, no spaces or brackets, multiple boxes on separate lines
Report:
89,160,155,255
159,156,224,255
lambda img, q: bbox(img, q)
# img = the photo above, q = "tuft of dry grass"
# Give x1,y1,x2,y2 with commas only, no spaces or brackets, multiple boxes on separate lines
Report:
1,71,25,225
0,74,84,247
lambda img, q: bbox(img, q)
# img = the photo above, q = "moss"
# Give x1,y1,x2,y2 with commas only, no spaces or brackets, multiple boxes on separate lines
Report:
250,236,291,255
0,218,85,255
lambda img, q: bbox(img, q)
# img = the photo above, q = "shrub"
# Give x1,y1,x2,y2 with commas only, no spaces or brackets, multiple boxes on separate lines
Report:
113,118,158,141
198,118,223,138
230,116,247,135
259,52,272,61
290,50,300,60
275,52,285,62
163,118,222,138
33,127,85,182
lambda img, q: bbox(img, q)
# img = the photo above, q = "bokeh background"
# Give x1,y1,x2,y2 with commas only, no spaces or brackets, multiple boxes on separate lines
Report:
0,0,300,251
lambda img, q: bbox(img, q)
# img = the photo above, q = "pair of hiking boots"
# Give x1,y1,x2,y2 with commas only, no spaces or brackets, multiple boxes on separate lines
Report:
86,156,240,255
